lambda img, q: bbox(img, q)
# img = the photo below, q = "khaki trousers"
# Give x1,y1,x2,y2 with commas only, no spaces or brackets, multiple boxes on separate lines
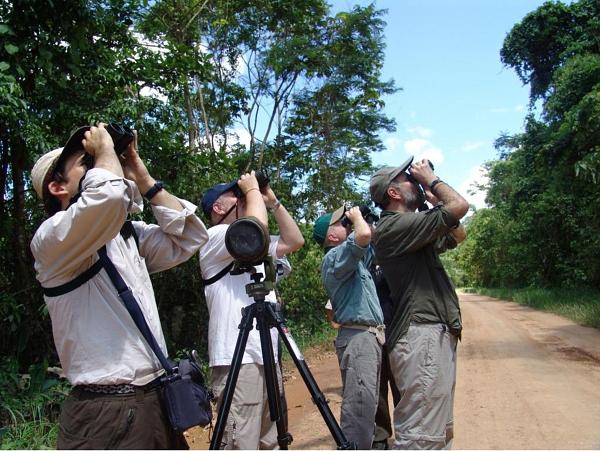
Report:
57,386,188,450
211,363,283,450
335,327,382,450
388,323,457,450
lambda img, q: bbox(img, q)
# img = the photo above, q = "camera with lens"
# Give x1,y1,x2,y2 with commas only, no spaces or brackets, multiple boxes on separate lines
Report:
106,122,135,155
340,205,379,228
232,171,270,198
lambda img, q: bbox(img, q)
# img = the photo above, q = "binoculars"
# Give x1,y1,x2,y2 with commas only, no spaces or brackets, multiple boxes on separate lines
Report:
232,171,270,198
106,123,134,155
340,205,379,228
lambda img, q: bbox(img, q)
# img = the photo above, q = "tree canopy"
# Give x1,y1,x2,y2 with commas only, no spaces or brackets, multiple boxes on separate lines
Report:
0,0,396,369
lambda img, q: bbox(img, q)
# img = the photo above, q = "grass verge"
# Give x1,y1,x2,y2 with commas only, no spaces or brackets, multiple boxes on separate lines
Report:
461,287,600,329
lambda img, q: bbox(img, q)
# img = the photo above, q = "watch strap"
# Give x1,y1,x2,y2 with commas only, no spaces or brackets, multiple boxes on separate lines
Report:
144,181,164,200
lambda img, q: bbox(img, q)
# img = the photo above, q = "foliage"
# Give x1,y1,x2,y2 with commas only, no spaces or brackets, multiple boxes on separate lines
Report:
277,225,330,342
0,3,396,445
0,357,69,449
456,0,600,290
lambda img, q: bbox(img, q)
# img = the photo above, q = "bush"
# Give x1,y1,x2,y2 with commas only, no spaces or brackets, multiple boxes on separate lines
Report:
0,357,70,449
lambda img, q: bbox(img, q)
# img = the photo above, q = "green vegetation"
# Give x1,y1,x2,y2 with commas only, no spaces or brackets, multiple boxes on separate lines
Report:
1,0,396,444
454,0,600,290
0,357,68,449
462,287,600,329
1,0,599,447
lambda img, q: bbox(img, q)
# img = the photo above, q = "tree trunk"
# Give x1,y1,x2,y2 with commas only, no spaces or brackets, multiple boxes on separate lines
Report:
10,142,31,282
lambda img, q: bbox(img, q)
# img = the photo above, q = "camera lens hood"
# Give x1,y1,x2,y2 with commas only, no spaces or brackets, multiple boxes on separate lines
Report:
225,217,270,263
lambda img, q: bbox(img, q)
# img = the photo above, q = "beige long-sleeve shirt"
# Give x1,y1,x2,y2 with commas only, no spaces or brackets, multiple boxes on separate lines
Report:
31,168,208,386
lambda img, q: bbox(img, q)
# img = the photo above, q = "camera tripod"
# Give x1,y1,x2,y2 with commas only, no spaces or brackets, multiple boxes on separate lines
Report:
209,268,354,450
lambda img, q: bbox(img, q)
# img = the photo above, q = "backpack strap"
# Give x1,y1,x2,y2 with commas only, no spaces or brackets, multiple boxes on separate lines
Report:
120,220,139,250
201,262,234,287
42,259,104,297
41,221,139,297
97,245,174,373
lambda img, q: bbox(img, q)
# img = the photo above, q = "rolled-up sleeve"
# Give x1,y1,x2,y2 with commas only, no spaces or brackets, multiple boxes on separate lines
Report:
134,198,209,274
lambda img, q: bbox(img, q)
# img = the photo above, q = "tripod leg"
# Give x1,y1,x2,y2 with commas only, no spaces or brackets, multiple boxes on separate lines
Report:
210,304,256,450
266,304,355,450
256,301,293,449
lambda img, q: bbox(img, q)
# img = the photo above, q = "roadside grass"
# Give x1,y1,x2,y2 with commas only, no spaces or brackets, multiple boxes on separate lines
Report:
280,322,337,363
462,287,600,329
0,417,59,450
0,358,68,450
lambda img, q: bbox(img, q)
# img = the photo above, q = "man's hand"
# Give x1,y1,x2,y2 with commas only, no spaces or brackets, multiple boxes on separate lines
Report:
345,206,364,225
82,123,114,158
346,206,371,247
238,171,267,227
261,185,278,209
409,159,437,186
237,171,260,195
120,130,155,194
83,123,123,177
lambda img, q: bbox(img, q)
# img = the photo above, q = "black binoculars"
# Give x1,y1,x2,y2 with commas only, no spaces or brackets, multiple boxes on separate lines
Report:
340,205,379,228
232,171,270,198
106,123,134,155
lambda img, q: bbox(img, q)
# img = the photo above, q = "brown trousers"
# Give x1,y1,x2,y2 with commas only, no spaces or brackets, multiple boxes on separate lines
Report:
57,386,189,450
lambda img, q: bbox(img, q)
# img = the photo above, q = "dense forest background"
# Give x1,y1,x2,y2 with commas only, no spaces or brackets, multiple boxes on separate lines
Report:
0,0,599,445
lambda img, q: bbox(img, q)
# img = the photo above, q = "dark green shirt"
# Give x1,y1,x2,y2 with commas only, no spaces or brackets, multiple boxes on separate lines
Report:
373,206,462,346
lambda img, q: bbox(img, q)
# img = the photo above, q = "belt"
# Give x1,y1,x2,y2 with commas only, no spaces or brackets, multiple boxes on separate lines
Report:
76,376,163,395
340,324,386,345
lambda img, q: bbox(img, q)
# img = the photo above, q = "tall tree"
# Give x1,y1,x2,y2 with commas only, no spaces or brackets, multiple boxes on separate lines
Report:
460,0,600,288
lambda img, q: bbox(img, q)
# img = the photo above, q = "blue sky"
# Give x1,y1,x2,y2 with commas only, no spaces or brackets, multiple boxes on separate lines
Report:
331,0,549,209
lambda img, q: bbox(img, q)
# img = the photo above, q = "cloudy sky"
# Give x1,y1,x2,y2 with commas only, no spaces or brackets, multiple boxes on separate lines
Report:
332,0,550,209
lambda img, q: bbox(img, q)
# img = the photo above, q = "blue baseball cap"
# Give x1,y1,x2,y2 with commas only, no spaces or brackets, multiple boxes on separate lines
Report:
201,181,238,216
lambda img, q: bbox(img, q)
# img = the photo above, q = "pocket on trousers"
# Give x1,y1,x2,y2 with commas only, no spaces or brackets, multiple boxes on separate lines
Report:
343,366,364,418
58,397,135,450
236,372,262,406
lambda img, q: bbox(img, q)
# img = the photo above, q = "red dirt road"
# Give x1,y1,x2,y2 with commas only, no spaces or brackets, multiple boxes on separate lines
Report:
188,293,600,449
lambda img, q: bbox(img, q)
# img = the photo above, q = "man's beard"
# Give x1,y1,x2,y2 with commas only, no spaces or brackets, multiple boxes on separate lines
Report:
401,186,421,211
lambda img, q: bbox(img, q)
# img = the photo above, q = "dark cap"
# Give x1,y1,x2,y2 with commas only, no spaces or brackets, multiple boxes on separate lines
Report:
201,181,238,216
31,125,91,201
312,205,346,246
369,156,414,206
63,126,91,156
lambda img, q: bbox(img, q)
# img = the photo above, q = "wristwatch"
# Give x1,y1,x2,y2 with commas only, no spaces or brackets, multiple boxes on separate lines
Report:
144,181,164,200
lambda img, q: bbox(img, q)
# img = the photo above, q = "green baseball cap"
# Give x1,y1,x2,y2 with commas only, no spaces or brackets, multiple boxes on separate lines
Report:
312,205,346,246
369,156,414,206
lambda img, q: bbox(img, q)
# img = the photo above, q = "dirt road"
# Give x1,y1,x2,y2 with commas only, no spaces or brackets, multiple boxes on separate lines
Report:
188,293,600,449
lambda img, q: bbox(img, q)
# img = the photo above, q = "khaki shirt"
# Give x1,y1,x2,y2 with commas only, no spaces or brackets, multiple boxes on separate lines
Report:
31,168,208,386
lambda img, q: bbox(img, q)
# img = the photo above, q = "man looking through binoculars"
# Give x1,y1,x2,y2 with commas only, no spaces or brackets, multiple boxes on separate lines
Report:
370,157,468,449
199,172,304,449
313,205,385,450
29,123,209,449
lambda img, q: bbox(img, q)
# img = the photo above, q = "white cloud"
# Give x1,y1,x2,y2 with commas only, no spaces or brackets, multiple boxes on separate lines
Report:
407,126,433,138
458,165,489,211
404,138,444,165
489,104,526,114
140,86,168,103
230,127,252,148
461,141,486,152
384,136,402,152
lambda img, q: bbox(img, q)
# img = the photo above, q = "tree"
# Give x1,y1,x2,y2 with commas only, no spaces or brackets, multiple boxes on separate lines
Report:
458,0,600,289
1,0,398,370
